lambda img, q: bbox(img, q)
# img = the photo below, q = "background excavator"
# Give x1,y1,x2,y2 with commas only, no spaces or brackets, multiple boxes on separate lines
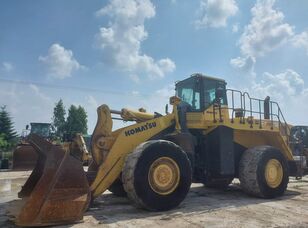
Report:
8,73,307,227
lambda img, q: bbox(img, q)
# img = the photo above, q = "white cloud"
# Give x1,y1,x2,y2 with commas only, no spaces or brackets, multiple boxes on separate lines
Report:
231,0,294,73
39,43,83,79
232,23,239,33
240,0,293,58
131,90,140,95
195,0,238,28
249,69,308,124
230,56,256,74
95,0,176,81
252,69,305,100
292,31,308,55
129,74,140,83
229,0,308,124
0,83,54,133
2,62,14,72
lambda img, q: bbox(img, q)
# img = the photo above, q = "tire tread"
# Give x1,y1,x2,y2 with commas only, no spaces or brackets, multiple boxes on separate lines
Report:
239,145,288,198
122,140,189,210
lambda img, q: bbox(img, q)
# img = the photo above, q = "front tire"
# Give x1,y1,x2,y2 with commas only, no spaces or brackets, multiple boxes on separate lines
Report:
239,145,289,198
122,140,192,211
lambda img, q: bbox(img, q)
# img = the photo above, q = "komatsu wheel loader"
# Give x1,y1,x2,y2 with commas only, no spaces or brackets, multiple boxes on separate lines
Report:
9,73,304,226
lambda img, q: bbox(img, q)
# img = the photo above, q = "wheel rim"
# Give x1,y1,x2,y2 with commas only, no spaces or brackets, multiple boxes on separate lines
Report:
265,159,283,188
148,157,180,195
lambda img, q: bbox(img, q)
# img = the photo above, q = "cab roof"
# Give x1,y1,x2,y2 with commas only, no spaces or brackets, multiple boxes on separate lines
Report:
176,73,226,85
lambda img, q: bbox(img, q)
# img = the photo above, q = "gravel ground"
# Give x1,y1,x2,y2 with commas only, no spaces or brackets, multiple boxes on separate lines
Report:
0,171,308,228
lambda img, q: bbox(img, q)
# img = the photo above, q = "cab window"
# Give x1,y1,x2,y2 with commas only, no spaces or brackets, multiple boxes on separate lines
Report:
176,77,227,112
176,80,201,111
203,79,227,110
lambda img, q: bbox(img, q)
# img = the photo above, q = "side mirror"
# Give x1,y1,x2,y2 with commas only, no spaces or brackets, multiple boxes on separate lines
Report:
215,87,224,100
165,104,169,114
26,125,29,130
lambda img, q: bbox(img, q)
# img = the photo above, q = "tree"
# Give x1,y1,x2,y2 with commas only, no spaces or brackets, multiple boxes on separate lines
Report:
0,134,9,149
52,99,66,138
65,105,88,137
0,106,17,150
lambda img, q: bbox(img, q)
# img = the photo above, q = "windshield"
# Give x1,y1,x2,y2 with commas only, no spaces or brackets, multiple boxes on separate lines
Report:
176,80,200,111
30,124,51,138
204,80,227,109
176,77,228,111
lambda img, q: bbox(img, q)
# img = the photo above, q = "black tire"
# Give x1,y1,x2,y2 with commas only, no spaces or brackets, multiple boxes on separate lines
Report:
108,177,127,197
239,145,289,198
203,177,233,189
122,140,192,211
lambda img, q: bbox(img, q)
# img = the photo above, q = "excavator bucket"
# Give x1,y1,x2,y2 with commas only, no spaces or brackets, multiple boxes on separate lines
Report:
12,144,38,170
8,134,91,227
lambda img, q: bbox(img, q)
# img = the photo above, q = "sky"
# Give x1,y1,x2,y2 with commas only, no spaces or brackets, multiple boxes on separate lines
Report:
1,0,308,134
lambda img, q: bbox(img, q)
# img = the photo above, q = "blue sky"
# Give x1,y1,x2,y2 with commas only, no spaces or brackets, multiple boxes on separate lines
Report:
1,0,308,133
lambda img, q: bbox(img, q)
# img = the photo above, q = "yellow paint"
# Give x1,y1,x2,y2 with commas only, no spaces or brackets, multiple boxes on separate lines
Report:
90,110,175,197
91,105,113,165
121,108,155,122
265,159,283,188
170,96,182,133
186,105,293,160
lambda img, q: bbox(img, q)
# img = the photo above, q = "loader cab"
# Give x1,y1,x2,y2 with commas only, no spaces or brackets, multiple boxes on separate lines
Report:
30,123,52,139
175,74,227,112
290,126,308,149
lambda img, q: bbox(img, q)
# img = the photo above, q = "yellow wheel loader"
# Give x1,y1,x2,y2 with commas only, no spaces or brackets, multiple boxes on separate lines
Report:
9,73,304,226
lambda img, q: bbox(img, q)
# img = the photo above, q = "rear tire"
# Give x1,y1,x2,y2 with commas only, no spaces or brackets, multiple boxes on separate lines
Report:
122,140,192,211
239,145,289,198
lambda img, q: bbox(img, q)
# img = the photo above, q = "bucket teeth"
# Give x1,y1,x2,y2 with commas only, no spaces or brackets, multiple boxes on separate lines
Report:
8,134,91,227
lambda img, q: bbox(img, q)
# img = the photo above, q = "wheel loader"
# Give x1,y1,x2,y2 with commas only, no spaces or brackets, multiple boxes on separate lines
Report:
8,73,304,226
12,123,90,170
12,122,54,170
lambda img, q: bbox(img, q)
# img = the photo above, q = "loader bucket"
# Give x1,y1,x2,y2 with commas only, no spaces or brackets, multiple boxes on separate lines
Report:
8,134,91,227
12,144,38,170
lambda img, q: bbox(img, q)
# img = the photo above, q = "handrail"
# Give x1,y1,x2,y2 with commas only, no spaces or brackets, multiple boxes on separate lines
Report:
212,89,291,143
